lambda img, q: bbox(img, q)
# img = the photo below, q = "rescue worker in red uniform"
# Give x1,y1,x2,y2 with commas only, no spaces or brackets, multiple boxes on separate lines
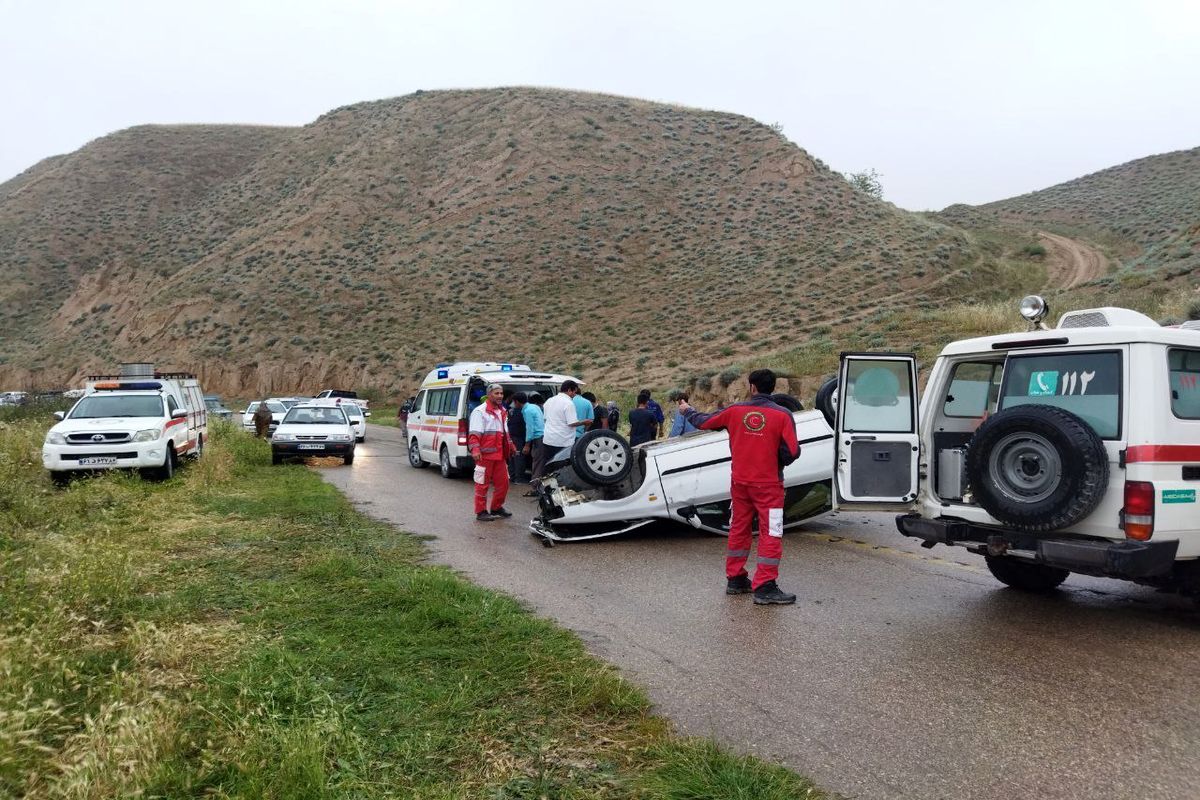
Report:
468,383,517,521
679,369,800,605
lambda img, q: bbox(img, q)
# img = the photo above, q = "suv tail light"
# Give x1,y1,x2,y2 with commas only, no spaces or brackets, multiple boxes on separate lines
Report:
457,419,469,446
1122,480,1155,541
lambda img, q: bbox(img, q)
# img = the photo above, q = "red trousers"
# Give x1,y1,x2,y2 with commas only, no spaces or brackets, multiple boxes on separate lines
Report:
727,482,785,589
474,460,510,514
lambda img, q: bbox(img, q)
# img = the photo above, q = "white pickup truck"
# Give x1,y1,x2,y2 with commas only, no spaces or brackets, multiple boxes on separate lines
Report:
42,365,207,485
314,389,369,411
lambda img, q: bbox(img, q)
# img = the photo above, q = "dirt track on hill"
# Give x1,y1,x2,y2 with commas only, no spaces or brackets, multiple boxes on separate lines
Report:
1040,231,1109,288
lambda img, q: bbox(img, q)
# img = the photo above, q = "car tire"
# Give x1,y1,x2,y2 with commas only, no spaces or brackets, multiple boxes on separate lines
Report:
153,447,175,481
770,393,804,412
984,555,1069,592
272,452,283,465
344,449,355,465
815,378,838,428
50,471,72,488
571,429,634,486
193,434,204,460
439,446,457,478
408,438,427,469
966,406,1108,531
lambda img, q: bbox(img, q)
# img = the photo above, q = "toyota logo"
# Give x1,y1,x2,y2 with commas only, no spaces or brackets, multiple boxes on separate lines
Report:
91,434,105,442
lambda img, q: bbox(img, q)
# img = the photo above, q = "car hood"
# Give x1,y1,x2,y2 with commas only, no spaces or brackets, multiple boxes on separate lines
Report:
274,423,352,436
53,417,165,434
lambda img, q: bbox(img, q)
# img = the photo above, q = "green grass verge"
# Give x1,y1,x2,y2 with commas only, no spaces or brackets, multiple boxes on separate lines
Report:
0,418,828,798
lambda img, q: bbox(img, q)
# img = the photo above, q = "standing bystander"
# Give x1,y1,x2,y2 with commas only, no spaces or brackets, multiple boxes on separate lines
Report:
507,392,529,482
643,389,665,441
542,381,587,462
680,369,800,605
467,384,517,521
627,392,658,446
522,392,546,496
252,400,273,438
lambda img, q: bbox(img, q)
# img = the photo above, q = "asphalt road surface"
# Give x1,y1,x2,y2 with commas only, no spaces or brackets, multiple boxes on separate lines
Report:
317,425,1200,800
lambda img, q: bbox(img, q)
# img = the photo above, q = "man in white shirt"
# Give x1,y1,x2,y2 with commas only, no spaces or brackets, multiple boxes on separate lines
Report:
541,380,587,462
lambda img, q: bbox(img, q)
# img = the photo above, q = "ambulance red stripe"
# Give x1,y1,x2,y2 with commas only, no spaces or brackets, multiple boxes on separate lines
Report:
1125,445,1200,464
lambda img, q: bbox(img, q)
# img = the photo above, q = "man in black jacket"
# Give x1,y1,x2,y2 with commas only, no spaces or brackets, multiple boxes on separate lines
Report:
507,392,529,481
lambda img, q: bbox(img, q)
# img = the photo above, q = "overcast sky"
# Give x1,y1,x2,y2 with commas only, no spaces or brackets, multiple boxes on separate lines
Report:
2,0,1197,210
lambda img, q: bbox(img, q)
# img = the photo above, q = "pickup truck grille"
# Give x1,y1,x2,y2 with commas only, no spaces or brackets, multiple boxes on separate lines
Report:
61,451,138,460
66,432,132,444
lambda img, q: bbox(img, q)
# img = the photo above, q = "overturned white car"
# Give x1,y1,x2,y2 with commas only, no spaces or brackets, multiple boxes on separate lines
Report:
530,394,837,544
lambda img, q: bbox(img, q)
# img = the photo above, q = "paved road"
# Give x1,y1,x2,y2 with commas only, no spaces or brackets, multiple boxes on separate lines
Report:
319,425,1200,800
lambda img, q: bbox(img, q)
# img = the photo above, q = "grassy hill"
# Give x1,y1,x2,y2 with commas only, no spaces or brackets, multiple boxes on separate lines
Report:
0,87,996,397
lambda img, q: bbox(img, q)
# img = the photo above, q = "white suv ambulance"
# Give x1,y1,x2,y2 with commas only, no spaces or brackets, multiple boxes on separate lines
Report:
42,364,207,485
834,297,1200,597
406,362,583,478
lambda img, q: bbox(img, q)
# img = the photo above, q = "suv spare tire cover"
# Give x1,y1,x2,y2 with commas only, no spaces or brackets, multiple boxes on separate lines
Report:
571,429,634,486
966,405,1108,531
815,378,838,428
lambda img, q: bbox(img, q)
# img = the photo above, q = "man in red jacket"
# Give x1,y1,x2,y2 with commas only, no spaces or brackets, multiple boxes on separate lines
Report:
679,369,800,605
468,383,517,521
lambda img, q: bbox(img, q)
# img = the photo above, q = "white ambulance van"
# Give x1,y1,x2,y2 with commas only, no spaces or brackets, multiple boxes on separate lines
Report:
406,361,583,477
42,363,207,485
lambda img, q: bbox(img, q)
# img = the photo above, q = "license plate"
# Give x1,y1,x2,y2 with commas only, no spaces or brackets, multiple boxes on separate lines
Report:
79,457,118,466
297,444,325,450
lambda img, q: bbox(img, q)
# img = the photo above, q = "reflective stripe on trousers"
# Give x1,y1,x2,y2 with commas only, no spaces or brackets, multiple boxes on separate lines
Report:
725,481,785,589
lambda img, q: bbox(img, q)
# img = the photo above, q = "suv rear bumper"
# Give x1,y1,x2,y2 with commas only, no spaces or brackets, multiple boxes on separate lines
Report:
897,514,1179,579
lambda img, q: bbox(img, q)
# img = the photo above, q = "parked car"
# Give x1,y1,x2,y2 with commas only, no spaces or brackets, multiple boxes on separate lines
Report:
529,399,835,544
338,400,367,441
315,389,369,411
203,394,234,421
834,295,1200,599
241,399,287,434
271,402,356,465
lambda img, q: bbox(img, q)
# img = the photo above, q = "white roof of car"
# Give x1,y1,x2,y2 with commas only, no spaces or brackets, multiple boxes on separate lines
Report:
940,307,1200,357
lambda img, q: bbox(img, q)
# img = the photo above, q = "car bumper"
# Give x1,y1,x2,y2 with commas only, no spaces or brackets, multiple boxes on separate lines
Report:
43,443,169,471
272,442,354,456
896,514,1180,579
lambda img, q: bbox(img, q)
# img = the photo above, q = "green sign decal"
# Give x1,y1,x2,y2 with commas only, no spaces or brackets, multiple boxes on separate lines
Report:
1028,371,1058,397
1162,489,1196,504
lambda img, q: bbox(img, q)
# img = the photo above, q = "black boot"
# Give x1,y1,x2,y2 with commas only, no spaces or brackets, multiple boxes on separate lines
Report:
476,511,496,522
491,507,513,518
726,575,752,595
752,580,796,605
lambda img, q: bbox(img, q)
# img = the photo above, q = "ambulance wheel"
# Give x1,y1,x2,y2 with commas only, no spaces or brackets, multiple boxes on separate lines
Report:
985,555,1069,593
408,438,427,468
439,446,459,478
815,378,838,428
571,429,633,486
50,471,73,488
967,406,1107,532
193,434,204,460
150,447,175,481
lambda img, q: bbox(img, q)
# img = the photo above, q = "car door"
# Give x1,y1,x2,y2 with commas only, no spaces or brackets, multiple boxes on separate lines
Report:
834,353,921,511
410,390,431,454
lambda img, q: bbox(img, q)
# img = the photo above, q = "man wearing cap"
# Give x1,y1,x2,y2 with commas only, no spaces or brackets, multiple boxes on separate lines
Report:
679,369,800,605
468,383,517,521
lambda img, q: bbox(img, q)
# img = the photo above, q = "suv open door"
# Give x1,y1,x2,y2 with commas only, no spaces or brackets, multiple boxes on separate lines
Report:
834,353,920,512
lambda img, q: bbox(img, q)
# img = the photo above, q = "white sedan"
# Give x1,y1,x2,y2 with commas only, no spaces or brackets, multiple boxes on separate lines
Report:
530,404,836,544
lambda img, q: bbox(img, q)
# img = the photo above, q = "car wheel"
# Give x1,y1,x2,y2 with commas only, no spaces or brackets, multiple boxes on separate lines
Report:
984,555,1069,592
193,434,204,460
50,471,72,488
571,429,633,486
439,446,457,478
815,378,838,428
770,393,804,412
344,449,355,465
154,447,175,481
272,452,283,465
966,406,1108,531
408,438,427,469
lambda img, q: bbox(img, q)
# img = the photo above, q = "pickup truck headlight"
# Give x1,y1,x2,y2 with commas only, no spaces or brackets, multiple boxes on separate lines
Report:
45,431,66,445
132,428,161,442
273,432,297,441
328,433,352,442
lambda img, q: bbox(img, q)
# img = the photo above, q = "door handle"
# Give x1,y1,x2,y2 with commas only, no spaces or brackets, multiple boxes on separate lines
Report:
850,435,877,441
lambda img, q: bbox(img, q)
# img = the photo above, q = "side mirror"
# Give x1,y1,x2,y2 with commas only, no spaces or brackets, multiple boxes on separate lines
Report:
364,411,371,417
171,408,188,419
53,411,66,421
